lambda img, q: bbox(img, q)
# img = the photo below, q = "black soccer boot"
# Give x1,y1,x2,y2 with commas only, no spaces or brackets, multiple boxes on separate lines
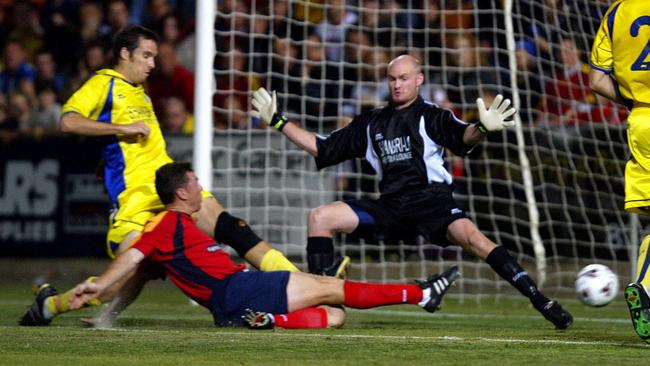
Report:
19,283,58,326
416,265,460,313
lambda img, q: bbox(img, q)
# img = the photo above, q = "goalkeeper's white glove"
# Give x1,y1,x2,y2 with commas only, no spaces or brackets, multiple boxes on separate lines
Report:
251,87,288,131
475,94,517,134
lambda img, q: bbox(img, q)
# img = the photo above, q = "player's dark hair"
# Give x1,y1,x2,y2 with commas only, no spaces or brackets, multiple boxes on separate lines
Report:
112,25,159,62
155,162,193,205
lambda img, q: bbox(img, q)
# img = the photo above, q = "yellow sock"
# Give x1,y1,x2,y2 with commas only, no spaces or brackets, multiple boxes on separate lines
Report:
637,235,650,290
45,276,102,316
260,249,299,272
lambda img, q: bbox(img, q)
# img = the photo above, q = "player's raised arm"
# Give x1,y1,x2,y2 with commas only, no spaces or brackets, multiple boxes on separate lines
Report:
69,248,145,310
251,87,318,157
60,112,151,138
464,94,517,145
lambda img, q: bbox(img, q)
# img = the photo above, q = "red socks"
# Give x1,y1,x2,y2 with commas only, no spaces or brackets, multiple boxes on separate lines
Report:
271,281,424,328
343,281,423,309
274,307,329,328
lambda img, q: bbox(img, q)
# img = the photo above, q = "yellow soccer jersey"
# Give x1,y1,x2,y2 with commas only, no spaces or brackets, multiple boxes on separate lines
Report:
591,0,650,172
62,68,173,224
591,0,650,107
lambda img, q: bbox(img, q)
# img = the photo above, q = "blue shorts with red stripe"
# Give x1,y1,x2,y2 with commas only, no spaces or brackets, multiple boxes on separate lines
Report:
209,270,290,327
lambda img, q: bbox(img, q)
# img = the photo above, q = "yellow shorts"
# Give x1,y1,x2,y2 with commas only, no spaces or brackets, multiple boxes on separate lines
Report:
105,189,214,258
625,157,650,215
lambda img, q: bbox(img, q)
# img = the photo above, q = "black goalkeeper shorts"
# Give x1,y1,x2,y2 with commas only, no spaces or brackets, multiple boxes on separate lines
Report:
345,183,466,246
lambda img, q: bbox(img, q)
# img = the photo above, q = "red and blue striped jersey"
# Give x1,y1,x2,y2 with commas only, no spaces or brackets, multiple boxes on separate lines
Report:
132,210,246,306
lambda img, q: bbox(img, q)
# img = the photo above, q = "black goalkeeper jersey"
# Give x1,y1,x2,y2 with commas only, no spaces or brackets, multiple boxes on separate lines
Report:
315,96,472,196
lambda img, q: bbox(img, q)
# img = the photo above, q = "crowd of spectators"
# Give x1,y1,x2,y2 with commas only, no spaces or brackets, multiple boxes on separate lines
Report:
0,0,196,141
0,0,629,141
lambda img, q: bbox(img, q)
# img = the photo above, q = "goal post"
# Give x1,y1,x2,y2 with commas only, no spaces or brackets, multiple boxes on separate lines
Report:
191,0,646,301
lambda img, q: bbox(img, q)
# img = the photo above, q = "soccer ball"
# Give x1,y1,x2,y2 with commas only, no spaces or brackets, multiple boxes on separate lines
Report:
575,264,619,307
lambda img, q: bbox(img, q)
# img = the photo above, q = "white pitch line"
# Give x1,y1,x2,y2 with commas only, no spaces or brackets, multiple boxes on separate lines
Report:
2,298,629,324
353,308,630,324
5,327,645,348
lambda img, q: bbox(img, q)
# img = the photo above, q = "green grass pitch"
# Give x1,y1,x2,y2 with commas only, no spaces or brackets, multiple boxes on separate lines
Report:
0,261,648,365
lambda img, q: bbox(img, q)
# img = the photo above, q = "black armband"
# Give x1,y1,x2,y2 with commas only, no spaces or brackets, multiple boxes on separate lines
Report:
271,112,288,131
214,212,262,257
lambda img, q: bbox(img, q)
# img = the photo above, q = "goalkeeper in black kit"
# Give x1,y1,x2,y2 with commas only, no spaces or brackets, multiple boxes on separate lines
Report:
251,54,573,329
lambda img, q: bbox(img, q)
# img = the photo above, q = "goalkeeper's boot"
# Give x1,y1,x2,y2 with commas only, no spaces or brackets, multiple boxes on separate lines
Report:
243,309,275,330
19,283,57,326
322,256,351,279
416,265,460,313
624,283,650,343
536,300,573,330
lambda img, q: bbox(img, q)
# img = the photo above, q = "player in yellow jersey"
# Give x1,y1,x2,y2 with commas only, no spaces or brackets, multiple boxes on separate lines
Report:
19,25,311,327
589,0,650,343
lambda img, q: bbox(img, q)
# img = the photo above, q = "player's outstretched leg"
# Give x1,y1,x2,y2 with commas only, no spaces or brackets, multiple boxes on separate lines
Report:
534,300,573,330
19,277,102,326
415,265,460,313
19,284,58,326
485,246,572,329
625,283,650,343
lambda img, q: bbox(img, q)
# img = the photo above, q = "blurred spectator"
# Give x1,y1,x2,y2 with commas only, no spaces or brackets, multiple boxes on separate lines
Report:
78,41,109,78
442,0,474,29
157,13,182,44
0,93,14,141
215,0,249,53
245,11,272,75
0,6,10,52
215,94,249,130
357,0,391,48
40,0,79,75
19,77,37,108
62,41,108,101
540,37,600,126
7,90,32,132
214,47,259,118
0,40,36,94
315,0,356,62
34,49,66,95
160,96,193,135
143,0,173,31
341,29,370,100
107,0,131,36
413,0,443,68
269,37,301,114
175,29,195,72
148,42,194,117
294,0,325,25
299,33,340,130
345,48,389,115
514,39,543,123
27,82,61,138
9,2,43,60
270,0,306,41
78,0,111,45
445,33,497,116
513,0,576,74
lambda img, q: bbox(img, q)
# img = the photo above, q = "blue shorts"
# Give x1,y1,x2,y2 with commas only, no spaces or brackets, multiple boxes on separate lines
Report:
209,270,290,327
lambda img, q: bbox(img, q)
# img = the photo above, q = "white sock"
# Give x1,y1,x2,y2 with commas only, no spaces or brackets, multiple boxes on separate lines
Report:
41,297,53,320
418,288,432,307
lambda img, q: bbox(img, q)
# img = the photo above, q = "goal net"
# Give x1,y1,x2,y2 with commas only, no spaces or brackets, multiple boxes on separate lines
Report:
204,0,646,301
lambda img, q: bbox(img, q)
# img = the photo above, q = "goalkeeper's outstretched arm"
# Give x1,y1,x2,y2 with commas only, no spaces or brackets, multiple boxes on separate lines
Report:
251,88,318,157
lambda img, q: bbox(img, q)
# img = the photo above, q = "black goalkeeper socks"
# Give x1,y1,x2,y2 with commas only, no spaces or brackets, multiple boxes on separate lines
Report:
485,246,550,309
307,236,334,275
